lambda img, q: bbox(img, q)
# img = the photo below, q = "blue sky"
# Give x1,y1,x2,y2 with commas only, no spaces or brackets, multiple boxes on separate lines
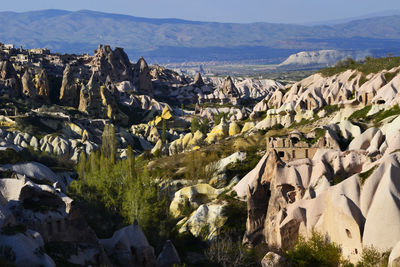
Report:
3,0,400,23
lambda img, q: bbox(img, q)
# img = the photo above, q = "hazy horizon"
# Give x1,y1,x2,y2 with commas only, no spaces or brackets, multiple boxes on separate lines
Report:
2,0,400,24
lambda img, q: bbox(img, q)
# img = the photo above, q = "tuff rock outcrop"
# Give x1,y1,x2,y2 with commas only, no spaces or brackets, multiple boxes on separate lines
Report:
59,64,82,107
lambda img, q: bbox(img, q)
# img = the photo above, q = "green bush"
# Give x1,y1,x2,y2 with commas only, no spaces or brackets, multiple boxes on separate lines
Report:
213,112,228,125
190,117,201,134
348,106,372,121
322,105,339,116
285,231,343,267
356,246,389,267
69,125,175,250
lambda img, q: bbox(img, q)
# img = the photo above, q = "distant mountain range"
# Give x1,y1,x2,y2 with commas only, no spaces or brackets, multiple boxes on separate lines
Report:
1,9,400,64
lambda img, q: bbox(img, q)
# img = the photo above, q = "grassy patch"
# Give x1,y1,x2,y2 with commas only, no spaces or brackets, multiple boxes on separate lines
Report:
359,166,378,185
322,105,339,116
384,70,400,83
348,106,372,121
373,105,400,124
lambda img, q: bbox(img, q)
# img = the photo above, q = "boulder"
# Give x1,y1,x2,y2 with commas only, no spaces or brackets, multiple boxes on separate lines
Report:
170,184,222,218
100,220,156,267
0,162,60,185
156,240,181,267
338,120,362,140
0,230,55,267
241,122,255,133
349,127,380,151
205,120,228,143
179,201,228,240
261,252,288,267
229,121,241,136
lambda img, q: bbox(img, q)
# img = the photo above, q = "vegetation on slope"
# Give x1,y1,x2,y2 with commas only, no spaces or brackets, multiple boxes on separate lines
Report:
319,56,400,77
285,231,343,267
68,124,266,265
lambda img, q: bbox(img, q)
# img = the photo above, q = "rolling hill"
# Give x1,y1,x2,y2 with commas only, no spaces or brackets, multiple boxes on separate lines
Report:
1,9,400,63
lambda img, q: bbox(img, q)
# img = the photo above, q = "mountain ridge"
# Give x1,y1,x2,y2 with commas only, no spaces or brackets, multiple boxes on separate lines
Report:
1,9,400,63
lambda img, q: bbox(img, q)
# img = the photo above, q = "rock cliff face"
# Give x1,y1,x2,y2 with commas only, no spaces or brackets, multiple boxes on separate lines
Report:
0,60,20,97
59,64,82,107
134,57,154,96
90,45,133,83
238,130,400,263
21,68,51,103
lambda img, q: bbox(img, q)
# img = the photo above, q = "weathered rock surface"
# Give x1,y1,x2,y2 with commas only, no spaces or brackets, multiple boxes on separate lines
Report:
157,240,181,267
59,64,82,107
100,220,156,267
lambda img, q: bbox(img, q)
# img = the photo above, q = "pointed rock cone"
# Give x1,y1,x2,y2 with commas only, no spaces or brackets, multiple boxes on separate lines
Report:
135,56,154,96
156,240,181,267
193,72,204,87
222,76,239,97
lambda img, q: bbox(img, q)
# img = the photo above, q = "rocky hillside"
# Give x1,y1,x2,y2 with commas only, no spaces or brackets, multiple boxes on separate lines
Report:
2,42,400,266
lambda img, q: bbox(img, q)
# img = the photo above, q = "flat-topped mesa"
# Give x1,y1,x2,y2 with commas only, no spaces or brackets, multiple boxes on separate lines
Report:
90,44,133,83
134,56,154,96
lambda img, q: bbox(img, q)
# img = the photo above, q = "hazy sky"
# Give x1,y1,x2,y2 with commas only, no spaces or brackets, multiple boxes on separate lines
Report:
3,0,400,24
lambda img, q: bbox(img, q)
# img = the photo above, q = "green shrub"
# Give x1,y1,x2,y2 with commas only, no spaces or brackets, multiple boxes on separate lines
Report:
285,231,343,267
213,112,228,125
356,246,388,267
348,106,372,121
322,105,339,116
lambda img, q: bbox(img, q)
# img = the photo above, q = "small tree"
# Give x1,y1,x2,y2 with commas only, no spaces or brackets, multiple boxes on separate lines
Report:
161,119,167,144
285,231,342,267
200,117,210,135
101,124,117,165
190,117,201,134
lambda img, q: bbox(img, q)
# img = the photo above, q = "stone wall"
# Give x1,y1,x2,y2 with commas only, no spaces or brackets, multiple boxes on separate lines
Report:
266,135,334,161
